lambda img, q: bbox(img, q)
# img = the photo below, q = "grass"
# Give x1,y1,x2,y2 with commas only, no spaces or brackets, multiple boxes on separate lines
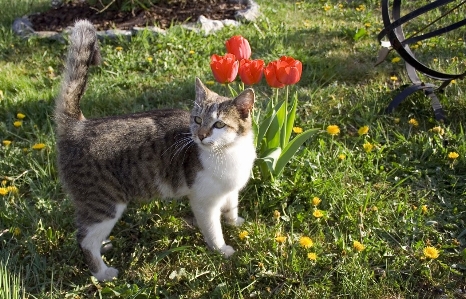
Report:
1,0,465,298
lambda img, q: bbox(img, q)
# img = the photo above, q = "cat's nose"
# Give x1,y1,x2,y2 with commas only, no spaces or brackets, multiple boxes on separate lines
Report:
198,133,207,141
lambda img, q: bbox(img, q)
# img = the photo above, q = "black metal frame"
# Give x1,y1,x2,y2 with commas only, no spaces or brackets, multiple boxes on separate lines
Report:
376,0,466,120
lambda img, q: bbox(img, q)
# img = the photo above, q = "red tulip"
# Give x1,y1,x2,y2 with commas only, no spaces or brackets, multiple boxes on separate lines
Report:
225,35,251,61
238,59,264,85
264,60,286,88
276,56,302,85
264,56,303,88
210,53,239,84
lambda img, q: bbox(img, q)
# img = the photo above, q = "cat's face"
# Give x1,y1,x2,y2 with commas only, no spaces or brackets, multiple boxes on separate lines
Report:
190,79,255,150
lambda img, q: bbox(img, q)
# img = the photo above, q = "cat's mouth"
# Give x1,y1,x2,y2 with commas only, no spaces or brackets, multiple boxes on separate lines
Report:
198,139,215,147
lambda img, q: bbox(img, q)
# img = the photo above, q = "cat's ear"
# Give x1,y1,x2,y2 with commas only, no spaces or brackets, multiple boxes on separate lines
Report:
195,78,208,104
234,88,255,119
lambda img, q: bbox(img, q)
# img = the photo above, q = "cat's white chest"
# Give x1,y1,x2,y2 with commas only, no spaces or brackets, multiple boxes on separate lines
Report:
198,134,256,193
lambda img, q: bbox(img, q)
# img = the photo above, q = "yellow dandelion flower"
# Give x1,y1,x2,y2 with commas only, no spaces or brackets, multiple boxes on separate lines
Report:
353,241,365,252
326,125,340,136
299,236,314,248
323,4,331,11
390,75,398,81
13,121,22,127
431,126,444,135
307,252,317,261
408,118,419,127
115,46,123,51
189,50,195,54
451,79,456,84
108,235,115,241
239,230,249,241
205,80,215,85
338,4,343,9
275,235,286,243
391,57,401,63
313,210,324,218
433,58,438,62
363,142,373,153
355,4,365,11
147,56,153,62
423,246,439,259
312,197,321,206
0,188,8,195
273,210,280,220
448,152,459,159
32,143,46,150
16,113,26,119
421,205,428,214
338,154,346,160
394,117,400,124
364,22,371,27
3,140,12,146
358,126,369,136
7,186,18,193
293,127,303,134
12,227,21,236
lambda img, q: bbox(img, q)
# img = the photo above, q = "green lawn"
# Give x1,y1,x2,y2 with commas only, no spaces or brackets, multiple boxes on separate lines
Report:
1,0,465,298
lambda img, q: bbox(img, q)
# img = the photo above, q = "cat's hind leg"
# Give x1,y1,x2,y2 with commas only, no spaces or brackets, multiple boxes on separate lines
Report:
221,191,244,227
77,203,126,281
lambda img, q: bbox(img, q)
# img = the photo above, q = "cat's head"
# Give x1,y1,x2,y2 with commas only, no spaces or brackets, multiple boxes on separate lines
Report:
190,78,255,150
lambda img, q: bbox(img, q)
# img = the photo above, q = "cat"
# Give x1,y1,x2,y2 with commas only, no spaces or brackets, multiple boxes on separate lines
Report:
54,20,256,282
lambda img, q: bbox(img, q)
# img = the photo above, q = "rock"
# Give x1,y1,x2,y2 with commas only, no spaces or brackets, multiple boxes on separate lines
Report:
132,26,166,36
183,15,240,35
12,17,35,39
234,0,260,22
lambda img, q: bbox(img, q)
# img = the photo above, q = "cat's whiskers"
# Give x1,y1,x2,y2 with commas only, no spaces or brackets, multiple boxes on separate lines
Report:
161,136,192,157
180,142,195,162
169,137,194,163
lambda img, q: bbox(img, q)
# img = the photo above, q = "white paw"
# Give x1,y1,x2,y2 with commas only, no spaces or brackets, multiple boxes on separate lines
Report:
93,267,119,282
219,244,236,258
234,217,245,227
226,216,245,227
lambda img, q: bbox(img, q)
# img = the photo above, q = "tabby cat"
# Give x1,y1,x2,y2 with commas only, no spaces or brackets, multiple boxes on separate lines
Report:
55,20,256,281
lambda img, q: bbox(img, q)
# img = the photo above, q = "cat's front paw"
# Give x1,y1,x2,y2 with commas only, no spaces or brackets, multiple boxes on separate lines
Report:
234,217,245,227
93,267,119,282
226,216,245,227
219,244,236,258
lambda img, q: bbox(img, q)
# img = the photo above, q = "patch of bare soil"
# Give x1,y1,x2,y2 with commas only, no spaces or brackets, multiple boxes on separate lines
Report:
29,0,247,31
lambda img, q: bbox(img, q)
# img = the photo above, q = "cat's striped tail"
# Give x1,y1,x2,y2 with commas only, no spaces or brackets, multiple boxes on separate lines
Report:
55,20,101,132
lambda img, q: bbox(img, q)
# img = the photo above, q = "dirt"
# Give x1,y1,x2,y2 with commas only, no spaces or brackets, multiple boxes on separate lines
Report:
28,0,247,32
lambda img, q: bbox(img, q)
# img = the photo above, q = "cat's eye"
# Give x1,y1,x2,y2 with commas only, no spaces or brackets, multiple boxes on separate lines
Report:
213,121,226,129
194,116,202,124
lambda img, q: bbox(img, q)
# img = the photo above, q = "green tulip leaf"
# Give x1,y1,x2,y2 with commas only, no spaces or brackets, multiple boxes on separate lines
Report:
265,100,286,151
284,94,298,148
258,147,282,174
273,128,319,177
276,99,287,149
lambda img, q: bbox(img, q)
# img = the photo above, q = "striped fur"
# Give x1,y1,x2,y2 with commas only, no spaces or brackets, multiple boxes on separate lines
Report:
55,20,256,281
